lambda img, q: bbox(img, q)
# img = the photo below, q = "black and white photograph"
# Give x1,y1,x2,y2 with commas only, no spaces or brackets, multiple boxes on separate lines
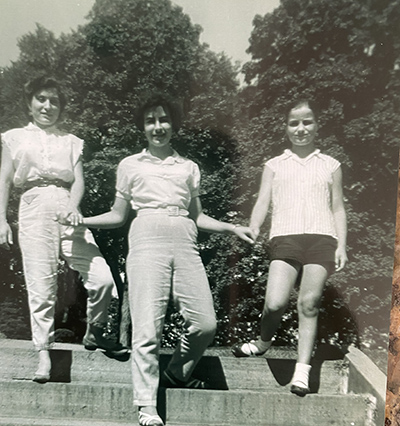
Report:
0,1,398,425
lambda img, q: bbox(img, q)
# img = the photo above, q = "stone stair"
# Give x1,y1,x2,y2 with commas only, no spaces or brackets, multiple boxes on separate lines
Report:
0,339,386,426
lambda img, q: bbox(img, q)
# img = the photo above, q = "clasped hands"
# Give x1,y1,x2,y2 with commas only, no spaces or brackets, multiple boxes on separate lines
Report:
56,207,83,226
231,225,258,245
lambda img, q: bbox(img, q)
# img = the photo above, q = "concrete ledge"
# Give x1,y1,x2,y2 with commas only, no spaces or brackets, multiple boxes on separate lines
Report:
0,381,134,421
345,346,387,426
166,389,375,426
0,417,134,426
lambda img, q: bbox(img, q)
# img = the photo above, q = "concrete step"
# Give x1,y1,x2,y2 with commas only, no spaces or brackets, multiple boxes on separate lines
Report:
218,356,347,393
165,389,377,426
0,380,134,422
0,339,383,425
0,417,224,426
0,381,375,426
0,418,134,426
0,340,346,394
0,347,132,384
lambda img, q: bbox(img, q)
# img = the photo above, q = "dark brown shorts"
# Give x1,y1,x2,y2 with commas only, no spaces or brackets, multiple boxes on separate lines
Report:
269,234,337,267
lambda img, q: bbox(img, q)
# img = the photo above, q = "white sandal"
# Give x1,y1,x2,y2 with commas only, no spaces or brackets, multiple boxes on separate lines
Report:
138,410,165,426
231,339,272,357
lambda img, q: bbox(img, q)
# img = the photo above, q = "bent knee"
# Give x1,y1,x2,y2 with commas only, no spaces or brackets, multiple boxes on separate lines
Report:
191,317,217,341
203,317,217,338
87,271,114,292
298,298,321,317
263,301,287,315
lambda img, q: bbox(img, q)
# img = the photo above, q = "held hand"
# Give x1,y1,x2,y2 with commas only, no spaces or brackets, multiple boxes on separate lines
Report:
57,208,83,227
335,247,348,272
232,225,255,244
250,227,260,242
0,222,13,250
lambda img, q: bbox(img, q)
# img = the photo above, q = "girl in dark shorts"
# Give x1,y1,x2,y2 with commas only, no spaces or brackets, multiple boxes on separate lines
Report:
232,99,348,397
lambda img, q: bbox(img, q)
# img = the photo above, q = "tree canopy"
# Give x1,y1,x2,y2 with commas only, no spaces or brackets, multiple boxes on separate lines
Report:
0,0,398,350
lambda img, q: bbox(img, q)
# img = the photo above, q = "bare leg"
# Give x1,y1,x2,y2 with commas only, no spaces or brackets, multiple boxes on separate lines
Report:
260,260,301,341
290,263,329,396
296,263,329,365
232,259,300,357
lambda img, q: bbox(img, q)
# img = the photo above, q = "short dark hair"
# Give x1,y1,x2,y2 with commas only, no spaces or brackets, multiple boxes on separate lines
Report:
286,99,320,122
134,92,181,132
24,76,67,114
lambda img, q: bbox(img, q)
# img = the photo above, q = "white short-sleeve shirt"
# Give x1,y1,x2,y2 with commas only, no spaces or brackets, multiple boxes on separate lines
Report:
1,122,83,188
266,149,340,239
116,149,200,211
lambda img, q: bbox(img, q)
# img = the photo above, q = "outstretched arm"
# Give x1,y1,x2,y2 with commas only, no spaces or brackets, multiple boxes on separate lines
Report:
81,197,131,229
331,166,348,271
189,196,254,244
0,143,15,249
249,164,274,240
59,195,131,229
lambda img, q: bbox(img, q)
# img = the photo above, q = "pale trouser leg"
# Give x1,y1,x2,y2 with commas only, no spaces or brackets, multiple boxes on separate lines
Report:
297,264,329,365
127,215,216,406
61,226,115,325
18,187,62,351
19,186,115,351
167,218,216,381
127,216,173,407
260,260,300,342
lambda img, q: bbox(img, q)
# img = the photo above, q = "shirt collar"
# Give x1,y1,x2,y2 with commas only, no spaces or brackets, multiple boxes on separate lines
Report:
137,148,186,164
25,121,60,135
283,148,322,162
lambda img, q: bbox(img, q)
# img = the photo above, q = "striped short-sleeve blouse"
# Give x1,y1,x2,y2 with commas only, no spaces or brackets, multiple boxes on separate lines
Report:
266,149,340,240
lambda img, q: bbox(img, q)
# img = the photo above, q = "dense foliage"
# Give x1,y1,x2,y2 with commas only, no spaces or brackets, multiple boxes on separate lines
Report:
0,0,398,352
223,0,400,349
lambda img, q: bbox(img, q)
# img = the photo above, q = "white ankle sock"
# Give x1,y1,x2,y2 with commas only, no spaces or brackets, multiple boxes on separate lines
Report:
291,362,311,388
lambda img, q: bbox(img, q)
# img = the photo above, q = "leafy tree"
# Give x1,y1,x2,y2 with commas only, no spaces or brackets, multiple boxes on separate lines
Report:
0,0,241,346
224,0,400,349
0,0,398,352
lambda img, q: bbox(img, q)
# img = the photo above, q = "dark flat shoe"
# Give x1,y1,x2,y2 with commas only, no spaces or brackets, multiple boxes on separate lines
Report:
32,373,50,383
82,337,129,357
161,369,208,389
290,384,310,397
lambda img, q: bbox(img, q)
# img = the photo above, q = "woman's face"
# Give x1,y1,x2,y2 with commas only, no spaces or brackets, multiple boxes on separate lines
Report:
144,105,173,150
29,87,61,129
286,103,318,148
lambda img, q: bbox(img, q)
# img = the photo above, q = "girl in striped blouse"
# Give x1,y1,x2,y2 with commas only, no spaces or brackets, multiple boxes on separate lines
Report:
232,99,347,396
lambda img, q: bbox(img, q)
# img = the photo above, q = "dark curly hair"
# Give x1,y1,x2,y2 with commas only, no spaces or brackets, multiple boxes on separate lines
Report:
134,92,181,132
24,75,67,114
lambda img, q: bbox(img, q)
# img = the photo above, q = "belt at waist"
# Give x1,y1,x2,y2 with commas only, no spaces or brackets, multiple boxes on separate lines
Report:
137,206,189,217
22,178,71,193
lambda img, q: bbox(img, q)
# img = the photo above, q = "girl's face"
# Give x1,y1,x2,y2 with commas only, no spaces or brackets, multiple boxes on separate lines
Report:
144,105,173,150
286,103,318,148
29,88,61,129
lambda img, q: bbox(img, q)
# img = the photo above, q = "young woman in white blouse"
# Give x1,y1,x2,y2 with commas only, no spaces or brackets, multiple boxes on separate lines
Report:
65,93,254,426
232,99,347,397
0,76,127,383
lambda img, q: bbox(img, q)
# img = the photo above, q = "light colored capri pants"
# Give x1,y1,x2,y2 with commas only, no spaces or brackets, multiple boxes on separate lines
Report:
18,185,115,351
127,209,217,407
